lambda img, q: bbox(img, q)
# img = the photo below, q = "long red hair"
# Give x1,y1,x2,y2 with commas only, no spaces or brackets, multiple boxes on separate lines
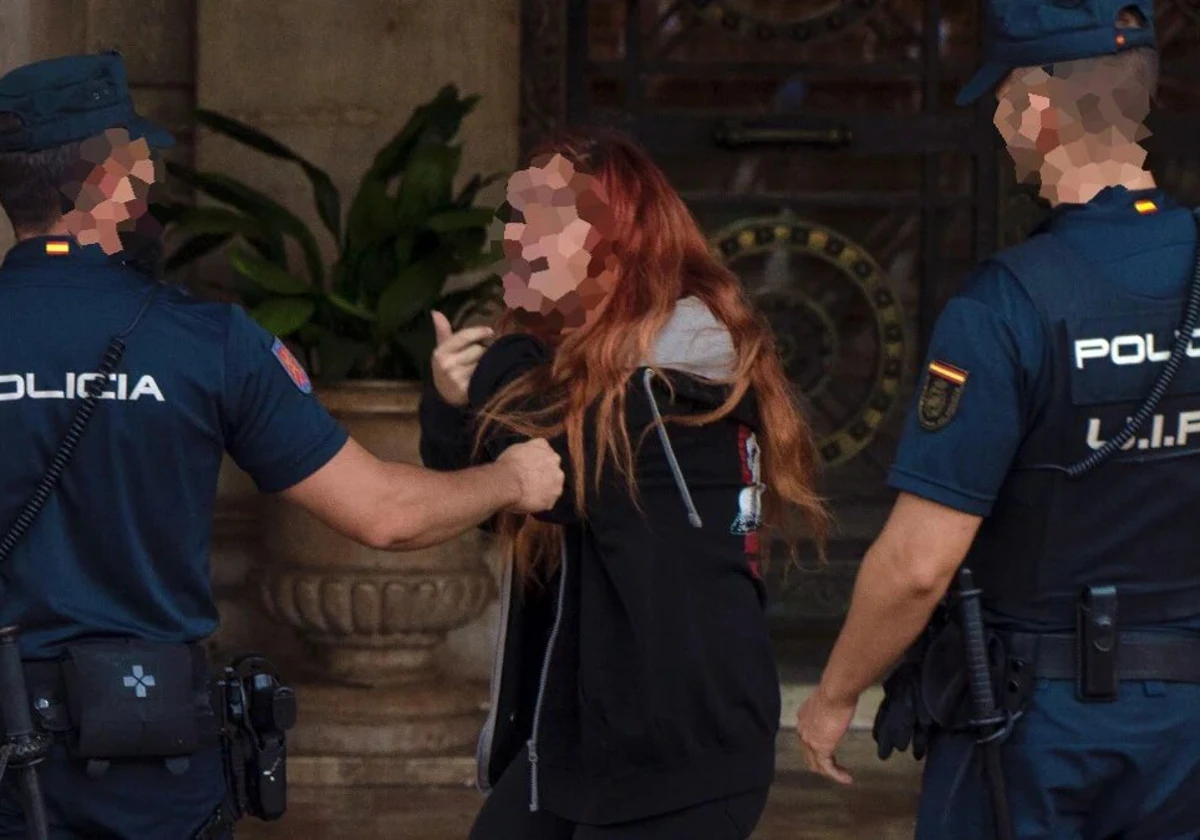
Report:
475,129,828,583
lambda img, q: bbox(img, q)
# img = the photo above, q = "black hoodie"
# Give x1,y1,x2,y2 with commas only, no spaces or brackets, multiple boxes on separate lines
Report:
418,297,780,825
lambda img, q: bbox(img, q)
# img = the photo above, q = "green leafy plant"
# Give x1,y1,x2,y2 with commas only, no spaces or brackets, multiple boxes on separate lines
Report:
159,84,504,383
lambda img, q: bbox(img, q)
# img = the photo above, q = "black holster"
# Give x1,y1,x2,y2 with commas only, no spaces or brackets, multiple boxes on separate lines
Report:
216,654,296,823
917,613,1036,736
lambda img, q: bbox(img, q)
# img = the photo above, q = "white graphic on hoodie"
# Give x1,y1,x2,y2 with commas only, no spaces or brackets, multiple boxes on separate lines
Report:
730,427,763,537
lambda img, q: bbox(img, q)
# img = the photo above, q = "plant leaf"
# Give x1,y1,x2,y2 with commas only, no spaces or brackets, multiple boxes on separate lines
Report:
437,275,502,328
174,206,265,239
250,297,316,337
390,306,437,382
460,240,505,271
395,144,461,222
295,323,372,383
356,239,401,301
150,200,188,227
376,255,451,337
342,178,396,260
230,249,311,296
231,273,270,307
245,233,286,265
427,207,496,233
326,292,378,322
167,161,325,287
163,232,232,275
454,171,506,207
342,86,476,257
392,229,415,270
368,84,477,182
195,108,343,241
342,85,476,248
317,336,372,384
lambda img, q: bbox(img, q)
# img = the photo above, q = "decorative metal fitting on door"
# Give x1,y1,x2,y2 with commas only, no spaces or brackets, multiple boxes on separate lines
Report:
710,214,907,467
689,0,883,42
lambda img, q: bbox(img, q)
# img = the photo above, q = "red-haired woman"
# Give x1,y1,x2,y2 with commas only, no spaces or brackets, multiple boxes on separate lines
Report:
419,129,827,839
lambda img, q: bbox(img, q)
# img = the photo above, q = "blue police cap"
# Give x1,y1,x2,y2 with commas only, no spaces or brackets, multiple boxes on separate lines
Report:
0,51,174,153
957,0,1157,106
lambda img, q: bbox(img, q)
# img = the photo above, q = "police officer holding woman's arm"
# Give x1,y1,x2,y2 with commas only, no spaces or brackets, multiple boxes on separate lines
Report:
0,53,562,840
798,3,1200,838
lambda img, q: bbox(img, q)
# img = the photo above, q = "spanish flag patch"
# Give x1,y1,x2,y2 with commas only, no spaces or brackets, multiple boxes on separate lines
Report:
1134,199,1158,215
918,360,968,431
44,240,70,256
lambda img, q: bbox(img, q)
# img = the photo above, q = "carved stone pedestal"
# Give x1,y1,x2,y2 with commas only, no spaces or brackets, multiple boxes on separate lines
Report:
257,381,498,785
284,680,487,787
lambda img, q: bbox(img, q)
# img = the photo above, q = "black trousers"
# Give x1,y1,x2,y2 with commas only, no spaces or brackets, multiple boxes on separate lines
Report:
0,741,228,839
469,747,769,840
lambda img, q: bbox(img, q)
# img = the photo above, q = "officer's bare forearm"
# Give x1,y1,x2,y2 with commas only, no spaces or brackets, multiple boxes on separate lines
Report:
816,493,981,705
280,439,519,551
368,459,519,550
816,545,948,705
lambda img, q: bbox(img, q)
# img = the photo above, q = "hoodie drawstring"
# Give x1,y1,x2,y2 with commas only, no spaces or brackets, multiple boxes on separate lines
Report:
642,368,703,529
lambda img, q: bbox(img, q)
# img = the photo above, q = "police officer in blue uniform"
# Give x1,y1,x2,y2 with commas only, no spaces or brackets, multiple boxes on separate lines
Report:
0,52,563,839
796,2,1200,838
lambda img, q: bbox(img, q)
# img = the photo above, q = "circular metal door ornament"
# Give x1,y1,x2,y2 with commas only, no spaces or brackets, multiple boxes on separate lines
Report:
690,0,882,42
711,216,907,467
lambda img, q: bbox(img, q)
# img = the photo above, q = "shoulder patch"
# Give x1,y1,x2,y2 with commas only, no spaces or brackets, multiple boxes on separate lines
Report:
918,361,968,431
271,338,312,395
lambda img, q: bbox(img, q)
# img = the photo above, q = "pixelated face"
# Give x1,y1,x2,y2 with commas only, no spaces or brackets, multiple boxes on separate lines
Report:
994,56,1152,192
501,153,617,338
60,127,164,255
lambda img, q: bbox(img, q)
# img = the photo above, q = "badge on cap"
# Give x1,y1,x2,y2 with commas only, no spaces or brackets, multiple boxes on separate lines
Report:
271,338,312,395
918,360,968,431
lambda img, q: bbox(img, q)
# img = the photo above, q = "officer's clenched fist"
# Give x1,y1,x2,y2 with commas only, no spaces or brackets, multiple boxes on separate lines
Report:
496,438,565,514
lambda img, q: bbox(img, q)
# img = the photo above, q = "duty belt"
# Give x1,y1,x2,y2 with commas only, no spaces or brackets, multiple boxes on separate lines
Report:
1001,631,1200,683
21,651,224,748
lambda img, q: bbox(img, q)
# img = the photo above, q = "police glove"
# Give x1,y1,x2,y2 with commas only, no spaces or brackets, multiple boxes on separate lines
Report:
873,661,921,761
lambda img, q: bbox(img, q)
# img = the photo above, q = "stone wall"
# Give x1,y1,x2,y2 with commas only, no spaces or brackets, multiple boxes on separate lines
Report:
195,0,520,273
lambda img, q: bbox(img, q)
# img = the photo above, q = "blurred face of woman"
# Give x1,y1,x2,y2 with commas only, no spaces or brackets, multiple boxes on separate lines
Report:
502,153,616,338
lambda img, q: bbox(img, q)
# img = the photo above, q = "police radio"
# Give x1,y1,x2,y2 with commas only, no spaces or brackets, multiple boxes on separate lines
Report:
220,654,296,821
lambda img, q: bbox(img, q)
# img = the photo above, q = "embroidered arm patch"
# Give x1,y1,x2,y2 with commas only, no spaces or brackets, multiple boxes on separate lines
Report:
918,360,968,431
272,338,313,395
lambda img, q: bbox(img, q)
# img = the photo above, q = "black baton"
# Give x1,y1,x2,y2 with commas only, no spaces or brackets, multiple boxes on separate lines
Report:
0,626,50,840
956,569,1015,840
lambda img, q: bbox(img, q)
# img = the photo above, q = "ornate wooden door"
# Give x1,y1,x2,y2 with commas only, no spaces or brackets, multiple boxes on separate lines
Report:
519,0,1200,636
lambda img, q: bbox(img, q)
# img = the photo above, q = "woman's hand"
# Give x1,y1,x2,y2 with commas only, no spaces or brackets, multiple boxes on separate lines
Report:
431,310,493,407
796,684,858,785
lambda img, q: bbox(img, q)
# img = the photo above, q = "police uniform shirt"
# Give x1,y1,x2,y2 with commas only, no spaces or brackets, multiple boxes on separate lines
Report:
889,186,1197,516
0,237,349,659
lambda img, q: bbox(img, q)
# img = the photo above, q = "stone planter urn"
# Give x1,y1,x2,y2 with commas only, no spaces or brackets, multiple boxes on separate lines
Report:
257,380,497,776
